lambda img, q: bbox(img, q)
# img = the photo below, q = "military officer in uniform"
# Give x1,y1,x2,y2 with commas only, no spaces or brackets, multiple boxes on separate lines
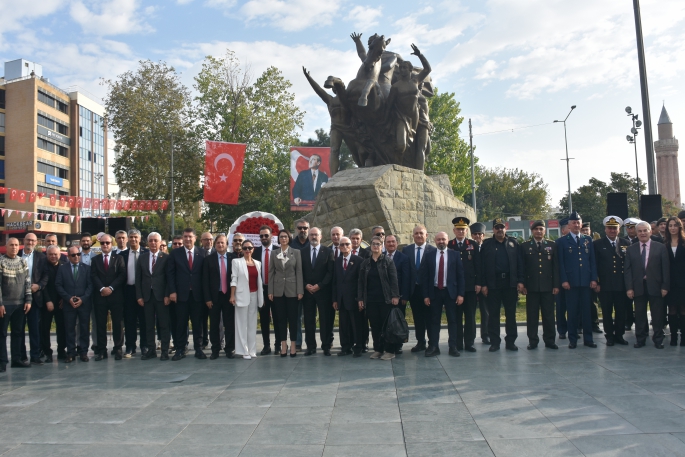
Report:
447,217,481,352
481,218,523,352
470,222,489,344
518,220,559,349
556,217,570,339
593,216,630,346
556,211,598,349
581,222,592,236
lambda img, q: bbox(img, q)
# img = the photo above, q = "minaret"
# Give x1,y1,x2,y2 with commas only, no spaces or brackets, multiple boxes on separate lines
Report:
654,104,681,206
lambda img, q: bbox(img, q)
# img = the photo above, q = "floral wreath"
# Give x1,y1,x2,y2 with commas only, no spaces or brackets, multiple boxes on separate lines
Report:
229,211,284,235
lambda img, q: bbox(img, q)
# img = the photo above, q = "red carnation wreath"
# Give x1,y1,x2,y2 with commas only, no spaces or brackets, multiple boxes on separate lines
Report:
228,212,285,248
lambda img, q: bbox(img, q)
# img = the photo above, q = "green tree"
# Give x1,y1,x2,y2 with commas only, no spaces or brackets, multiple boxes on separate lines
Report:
558,172,646,232
476,167,551,221
424,88,476,198
194,52,304,232
299,128,357,172
103,60,203,239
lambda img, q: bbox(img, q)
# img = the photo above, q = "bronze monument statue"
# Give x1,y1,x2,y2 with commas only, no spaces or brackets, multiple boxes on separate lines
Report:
303,32,433,172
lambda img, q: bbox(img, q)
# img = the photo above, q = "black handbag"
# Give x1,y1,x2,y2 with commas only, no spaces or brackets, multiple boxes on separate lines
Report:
382,307,409,344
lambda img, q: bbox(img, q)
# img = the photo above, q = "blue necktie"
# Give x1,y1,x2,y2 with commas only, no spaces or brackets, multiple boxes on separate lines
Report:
415,247,422,284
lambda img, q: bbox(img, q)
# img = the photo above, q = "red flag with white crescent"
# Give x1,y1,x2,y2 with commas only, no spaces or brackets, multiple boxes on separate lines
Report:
29,192,36,203
59,196,66,207
85,198,92,209
50,194,57,206
18,190,27,203
109,200,116,210
67,196,75,208
9,189,16,200
152,200,159,211
0,187,6,194
132,201,139,210
161,200,169,210
144,200,152,211
76,197,83,208
116,200,123,210
204,141,246,205
123,200,131,211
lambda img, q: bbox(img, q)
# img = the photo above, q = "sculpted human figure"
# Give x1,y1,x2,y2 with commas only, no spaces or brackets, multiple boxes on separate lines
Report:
412,80,434,170
350,32,391,107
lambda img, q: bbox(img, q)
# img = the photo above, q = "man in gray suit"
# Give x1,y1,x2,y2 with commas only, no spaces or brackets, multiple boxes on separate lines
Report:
135,232,172,360
624,221,670,349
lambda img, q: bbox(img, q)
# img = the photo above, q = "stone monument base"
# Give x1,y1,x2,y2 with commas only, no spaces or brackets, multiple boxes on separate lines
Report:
306,165,476,246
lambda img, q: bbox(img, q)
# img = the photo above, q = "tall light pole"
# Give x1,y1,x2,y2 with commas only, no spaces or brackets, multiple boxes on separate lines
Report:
625,106,643,204
554,105,576,213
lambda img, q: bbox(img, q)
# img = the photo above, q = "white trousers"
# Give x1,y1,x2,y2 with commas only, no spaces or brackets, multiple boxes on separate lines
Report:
235,292,258,356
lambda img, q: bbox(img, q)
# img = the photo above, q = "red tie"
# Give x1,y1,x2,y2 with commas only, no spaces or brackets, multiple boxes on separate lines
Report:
104,254,109,271
151,254,156,272
264,248,269,285
343,257,348,271
220,255,227,294
352,249,357,256
188,250,193,270
438,251,445,289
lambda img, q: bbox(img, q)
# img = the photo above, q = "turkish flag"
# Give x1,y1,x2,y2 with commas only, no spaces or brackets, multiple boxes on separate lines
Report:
144,200,152,211
76,197,83,208
68,196,75,208
18,190,27,203
50,194,57,206
123,200,131,211
9,189,16,200
204,141,246,205
116,200,123,210
152,200,159,211
85,197,92,209
29,192,37,203
0,187,6,194
37,192,45,199
59,196,66,207
108,200,116,210
132,201,139,210
161,200,169,210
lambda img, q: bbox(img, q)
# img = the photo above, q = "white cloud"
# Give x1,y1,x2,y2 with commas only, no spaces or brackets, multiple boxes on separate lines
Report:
238,0,341,31
345,5,383,32
70,0,155,36
0,0,64,48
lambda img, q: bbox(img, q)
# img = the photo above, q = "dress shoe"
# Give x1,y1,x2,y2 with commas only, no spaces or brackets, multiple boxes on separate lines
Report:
243,355,252,360
114,351,123,361
352,352,361,358
584,342,597,348
94,354,106,361
615,338,629,345
304,349,316,356
338,349,352,356
482,337,491,344
202,344,208,350
195,351,207,360
160,350,170,361
210,352,220,360
141,351,158,360
489,345,500,352
559,333,567,340
526,344,538,350
545,343,559,349
324,349,331,356
425,347,440,357
110,348,116,355
57,352,66,360
634,342,645,348
448,347,460,357
369,351,383,359
361,346,369,353
380,352,395,360
593,326,603,334
568,342,577,349
30,357,44,365
606,341,615,347
655,343,665,349
505,343,518,351
411,342,427,352
11,359,30,368
44,354,53,363
64,356,74,363
280,352,287,358
79,354,89,362
0,364,5,372
260,347,272,356
290,352,297,358
172,352,184,361
464,346,476,353
456,346,464,351
226,351,235,359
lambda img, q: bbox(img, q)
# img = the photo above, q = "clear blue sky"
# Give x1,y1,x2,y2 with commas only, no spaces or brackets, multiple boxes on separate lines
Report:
1,0,683,206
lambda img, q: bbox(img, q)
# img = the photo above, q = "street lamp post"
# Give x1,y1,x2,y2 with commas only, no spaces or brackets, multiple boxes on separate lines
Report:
554,105,576,213
625,106,643,204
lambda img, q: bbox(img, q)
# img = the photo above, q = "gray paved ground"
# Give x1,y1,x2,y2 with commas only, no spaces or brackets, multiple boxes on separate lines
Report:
2,325,685,456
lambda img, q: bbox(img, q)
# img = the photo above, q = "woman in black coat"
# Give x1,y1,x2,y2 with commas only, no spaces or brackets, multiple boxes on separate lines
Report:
358,236,400,360
665,216,685,346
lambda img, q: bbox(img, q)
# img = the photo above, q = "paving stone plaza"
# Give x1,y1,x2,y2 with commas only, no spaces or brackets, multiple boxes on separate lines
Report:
2,325,685,456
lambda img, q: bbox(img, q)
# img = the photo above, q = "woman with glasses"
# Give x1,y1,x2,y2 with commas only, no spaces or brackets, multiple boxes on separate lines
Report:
268,229,304,357
230,240,263,359
357,236,400,360
665,216,685,346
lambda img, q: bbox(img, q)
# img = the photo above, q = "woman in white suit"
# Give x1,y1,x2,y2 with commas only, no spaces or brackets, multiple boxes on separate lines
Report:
230,240,263,359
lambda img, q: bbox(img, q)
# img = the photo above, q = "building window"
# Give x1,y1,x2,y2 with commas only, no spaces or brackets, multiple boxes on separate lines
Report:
58,123,68,135
0,112,4,133
37,185,69,197
0,160,4,179
57,145,68,157
37,137,55,153
38,114,55,130
0,194,4,203
37,162,69,179
38,91,55,108
57,101,68,114
0,136,4,156
0,90,5,109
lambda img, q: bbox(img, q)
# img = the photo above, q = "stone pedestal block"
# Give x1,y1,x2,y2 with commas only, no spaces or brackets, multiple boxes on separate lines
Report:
306,165,475,246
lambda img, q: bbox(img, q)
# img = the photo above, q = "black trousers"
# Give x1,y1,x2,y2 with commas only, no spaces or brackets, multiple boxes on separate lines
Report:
175,291,204,352
64,302,92,357
409,285,427,344
457,291,477,349
259,286,278,348
477,292,489,339
21,303,40,360
124,284,147,352
635,290,665,345
144,298,170,352
339,304,366,353
201,303,209,346
94,298,124,354
556,290,567,336
366,301,394,353
598,291,626,341
0,305,25,364
303,294,334,351
625,299,635,328
40,304,65,357
168,301,179,348
274,295,299,343
487,287,518,346
566,286,593,344
210,291,234,353
526,291,556,346
427,289,459,350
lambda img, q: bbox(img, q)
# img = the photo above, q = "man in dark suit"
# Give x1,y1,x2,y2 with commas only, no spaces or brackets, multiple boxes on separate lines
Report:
470,222,489,344
55,246,93,363
20,233,49,365
135,232,171,360
623,217,640,330
332,237,364,357
40,245,68,362
594,216,630,346
448,217,481,352
349,229,369,258
121,229,148,358
199,232,214,348
556,217,571,339
420,232,465,357
557,212,598,349
402,224,436,352
292,154,329,204
625,221,670,349
385,234,410,353
90,234,127,360
254,226,278,355
481,218,524,352
202,234,234,360
301,227,334,356
519,220,560,350
168,228,207,360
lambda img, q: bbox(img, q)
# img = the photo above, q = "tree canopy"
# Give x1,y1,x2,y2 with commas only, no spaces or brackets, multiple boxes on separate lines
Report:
475,167,551,221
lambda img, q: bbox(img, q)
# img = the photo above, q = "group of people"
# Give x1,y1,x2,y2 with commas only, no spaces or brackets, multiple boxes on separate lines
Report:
1,210,683,372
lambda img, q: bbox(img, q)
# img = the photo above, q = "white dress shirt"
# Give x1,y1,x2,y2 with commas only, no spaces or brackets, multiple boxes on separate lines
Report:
148,251,158,274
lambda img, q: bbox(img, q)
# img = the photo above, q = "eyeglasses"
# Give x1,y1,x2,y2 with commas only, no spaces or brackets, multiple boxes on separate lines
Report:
374,233,385,237
172,243,183,246
297,226,309,231
340,242,351,246
243,246,254,251
279,235,289,239
70,253,81,257
100,241,111,245
259,234,271,238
